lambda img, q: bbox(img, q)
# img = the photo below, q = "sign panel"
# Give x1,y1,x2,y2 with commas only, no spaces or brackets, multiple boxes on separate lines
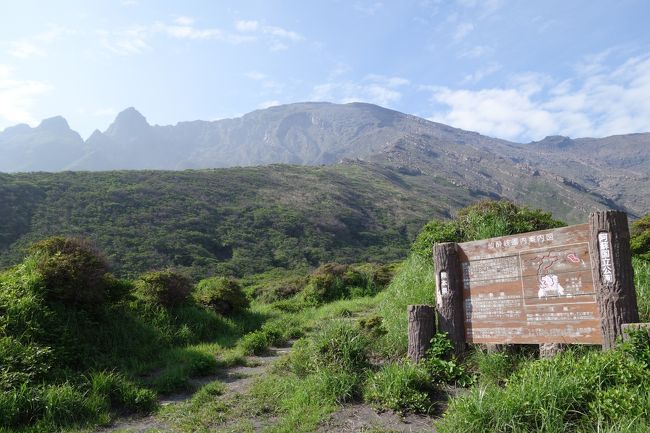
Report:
457,224,603,344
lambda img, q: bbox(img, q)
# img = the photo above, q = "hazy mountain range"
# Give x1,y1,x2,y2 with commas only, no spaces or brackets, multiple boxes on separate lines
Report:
1,102,648,219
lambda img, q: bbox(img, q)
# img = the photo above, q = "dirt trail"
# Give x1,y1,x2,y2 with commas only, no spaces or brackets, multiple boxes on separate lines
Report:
96,346,290,433
317,405,436,433
97,344,439,433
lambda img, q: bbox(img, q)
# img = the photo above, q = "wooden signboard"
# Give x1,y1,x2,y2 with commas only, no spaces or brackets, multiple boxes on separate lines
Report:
458,224,601,344
433,210,639,351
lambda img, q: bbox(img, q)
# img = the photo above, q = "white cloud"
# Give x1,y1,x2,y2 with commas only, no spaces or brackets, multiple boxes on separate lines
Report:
328,63,352,80
263,26,301,41
98,26,150,55
426,52,650,141
8,41,42,59
311,74,410,107
98,18,259,55
98,18,301,56
245,71,283,93
459,45,494,59
174,16,195,26
162,24,223,40
246,71,267,81
453,22,474,42
353,2,384,16
456,0,505,17
461,62,502,84
0,65,50,127
235,20,260,32
7,26,74,58
235,19,302,51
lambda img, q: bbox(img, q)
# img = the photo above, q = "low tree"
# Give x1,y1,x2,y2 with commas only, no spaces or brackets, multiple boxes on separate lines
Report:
193,277,249,315
134,270,192,307
411,200,565,258
29,236,111,306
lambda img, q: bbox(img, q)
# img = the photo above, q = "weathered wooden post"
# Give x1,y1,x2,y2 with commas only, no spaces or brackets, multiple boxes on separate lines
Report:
589,210,639,350
407,305,435,362
433,242,465,354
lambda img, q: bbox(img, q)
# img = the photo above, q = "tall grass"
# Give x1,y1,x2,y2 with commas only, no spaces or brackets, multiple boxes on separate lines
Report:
634,257,650,321
437,338,650,433
377,254,436,355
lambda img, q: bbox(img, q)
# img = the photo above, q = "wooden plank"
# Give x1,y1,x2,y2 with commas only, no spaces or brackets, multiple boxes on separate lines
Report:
459,224,590,261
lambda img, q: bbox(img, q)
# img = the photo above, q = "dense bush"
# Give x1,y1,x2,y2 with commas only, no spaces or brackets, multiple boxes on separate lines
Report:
631,214,650,261
193,277,249,315
29,237,111,306
411,200,565,258
302,262,395,305
134,270,192,307
254,275,307,303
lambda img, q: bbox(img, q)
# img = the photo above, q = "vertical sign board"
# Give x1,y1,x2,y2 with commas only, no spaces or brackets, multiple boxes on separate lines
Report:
457,224,604,344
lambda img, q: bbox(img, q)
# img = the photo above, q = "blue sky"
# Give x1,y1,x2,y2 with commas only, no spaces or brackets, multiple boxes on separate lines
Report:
1,0,649,142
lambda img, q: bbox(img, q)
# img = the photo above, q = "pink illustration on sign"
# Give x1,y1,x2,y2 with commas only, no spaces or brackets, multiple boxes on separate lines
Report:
566,253,580,263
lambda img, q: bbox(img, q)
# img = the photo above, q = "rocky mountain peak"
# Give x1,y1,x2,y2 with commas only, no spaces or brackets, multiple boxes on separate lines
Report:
105,107,150,137
37,116,71,133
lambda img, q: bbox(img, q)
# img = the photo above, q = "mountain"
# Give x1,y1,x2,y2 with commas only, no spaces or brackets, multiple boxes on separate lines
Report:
0,102,648,219
0,102,648,277
0,116,85,172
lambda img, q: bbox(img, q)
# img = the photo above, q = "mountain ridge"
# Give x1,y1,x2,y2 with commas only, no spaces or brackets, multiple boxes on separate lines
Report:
0,102,648,218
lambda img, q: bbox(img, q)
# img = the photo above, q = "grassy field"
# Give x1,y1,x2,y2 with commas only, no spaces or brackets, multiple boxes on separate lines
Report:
2,201,649,432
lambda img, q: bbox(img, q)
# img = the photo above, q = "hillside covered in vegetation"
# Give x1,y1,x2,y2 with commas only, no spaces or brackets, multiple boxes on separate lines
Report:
0,162,489,279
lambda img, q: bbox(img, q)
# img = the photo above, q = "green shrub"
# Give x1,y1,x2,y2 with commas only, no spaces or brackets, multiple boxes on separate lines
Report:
239,330,269,355
424,333,473,387
134,270,192,307
364,361,434,414
411,219,461,258
358,314,387,339
288,321,371,376
0,337,52,390
302,263,349,304
631,214,650,261
29,237,111,306
411,200,565,258
254,275,308,303
193,277,249,315
299,263,394,305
